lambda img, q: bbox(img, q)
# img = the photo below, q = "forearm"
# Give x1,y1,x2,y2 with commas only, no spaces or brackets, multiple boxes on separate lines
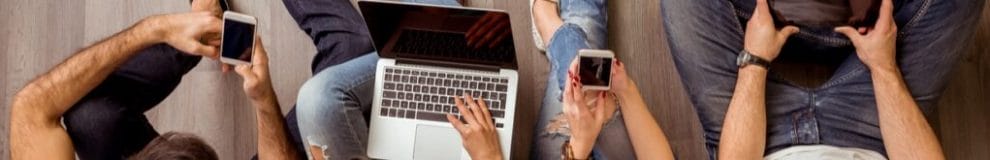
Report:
870,67,943,160
253,95,298,160
718,66,768,160
616,84,674,159
13,19,159,118
10,18,160,160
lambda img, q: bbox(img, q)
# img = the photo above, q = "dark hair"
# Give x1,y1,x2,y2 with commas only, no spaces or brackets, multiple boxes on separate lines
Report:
129,132,219,160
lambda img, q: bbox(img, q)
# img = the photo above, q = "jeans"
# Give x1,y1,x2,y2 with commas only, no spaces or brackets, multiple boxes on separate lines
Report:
295,0,636,159
292,0,462,159
530,0,639,159
660,0,984,159
61,44,201,160
62,0,385,158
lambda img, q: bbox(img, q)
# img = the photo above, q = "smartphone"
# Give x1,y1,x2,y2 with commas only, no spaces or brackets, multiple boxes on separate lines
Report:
769,0,880,28
219,11,257,65
577,49,614,90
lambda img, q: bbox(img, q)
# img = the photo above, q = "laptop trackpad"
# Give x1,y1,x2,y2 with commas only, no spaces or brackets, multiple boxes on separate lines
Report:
414,125,463,160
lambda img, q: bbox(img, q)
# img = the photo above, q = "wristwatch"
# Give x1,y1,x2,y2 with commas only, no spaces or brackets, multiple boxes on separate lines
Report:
736,50,771,69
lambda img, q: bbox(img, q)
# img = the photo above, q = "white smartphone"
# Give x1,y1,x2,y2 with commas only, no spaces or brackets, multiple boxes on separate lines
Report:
577,49,614,90
219,11,257,65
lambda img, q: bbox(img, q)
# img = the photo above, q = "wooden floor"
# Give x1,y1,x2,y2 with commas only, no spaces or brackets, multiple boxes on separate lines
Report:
1,0,987,159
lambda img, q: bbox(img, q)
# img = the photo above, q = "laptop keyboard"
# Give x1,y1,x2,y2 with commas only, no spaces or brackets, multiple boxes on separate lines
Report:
380,66,509,128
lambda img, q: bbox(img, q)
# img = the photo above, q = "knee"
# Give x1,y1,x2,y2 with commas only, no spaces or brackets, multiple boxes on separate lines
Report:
62,102,123,137
296,71,352,120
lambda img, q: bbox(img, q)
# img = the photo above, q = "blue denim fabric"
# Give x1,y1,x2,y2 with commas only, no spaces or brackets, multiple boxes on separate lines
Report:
296,53,379,160
292,0,462,159
661,0,984,159
529,24,636,160
529,0,637,159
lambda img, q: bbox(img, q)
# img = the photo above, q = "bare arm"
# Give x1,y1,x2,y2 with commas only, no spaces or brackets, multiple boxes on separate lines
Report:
10,12,220,160
870,67,944,160
10,18,156,160
609,60,673,159
233,39,299,160
835,0,943,158
716,0,798,158
718,66,769,159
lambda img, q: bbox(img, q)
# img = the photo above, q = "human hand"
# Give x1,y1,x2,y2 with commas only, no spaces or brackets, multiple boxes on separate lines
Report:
233,37,276,102
466,13,511,49
607,59,637,98
191,0,223,17
835,0,897,71
448,94,503,160
744,0,800,61
144,11,222,58
563,71,609,159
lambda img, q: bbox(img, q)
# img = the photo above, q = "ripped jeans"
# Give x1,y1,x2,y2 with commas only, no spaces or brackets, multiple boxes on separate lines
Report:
291,0,463,159
530,0,639,159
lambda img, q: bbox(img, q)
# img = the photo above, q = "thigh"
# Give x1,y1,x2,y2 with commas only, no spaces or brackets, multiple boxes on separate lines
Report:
661,0,743,157
893,0,984,111
282,0,376,73
62,44,196,160
812,0,986,155
296,53,379,160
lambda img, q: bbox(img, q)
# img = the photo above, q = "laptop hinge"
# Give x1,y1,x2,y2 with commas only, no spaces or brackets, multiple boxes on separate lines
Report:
395,58,501,72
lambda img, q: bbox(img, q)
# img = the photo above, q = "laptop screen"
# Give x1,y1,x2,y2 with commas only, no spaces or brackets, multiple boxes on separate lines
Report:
358,0,517,69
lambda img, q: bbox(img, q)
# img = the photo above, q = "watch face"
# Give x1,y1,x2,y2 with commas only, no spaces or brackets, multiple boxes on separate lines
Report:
736,52,747,66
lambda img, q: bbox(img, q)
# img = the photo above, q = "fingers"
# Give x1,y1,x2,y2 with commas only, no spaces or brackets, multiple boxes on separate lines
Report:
563,71,576,113
475,20,509,48
593,92,607,121
611,59,625,78
252,36,268,67
776,26,800,42
455,94,479,126
876,0,894,30
202,16,222,35
447,114,467,134
234,64,256,80
466,13,494,40
476,98,493,127
571,80,584,103
488,30,510,48
834,26,862,43
466,14,496,47
221,63,232,73
175,39,220,58
752,0,770,21
464,94,489,129
568,57,581,78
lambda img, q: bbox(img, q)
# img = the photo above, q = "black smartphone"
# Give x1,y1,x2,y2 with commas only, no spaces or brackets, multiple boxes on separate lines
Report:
578,49,614,90
219,11,257,65
769,0,881,28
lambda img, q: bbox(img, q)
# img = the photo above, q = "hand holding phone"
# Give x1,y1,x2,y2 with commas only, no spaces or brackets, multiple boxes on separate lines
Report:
577,49,614,91
220,11,257,65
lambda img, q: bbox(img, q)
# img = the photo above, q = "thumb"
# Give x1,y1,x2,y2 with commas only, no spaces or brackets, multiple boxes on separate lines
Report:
834,26,862,43
174,39,219,58
776,26,800,40
594,92,607,121
234,64,256,80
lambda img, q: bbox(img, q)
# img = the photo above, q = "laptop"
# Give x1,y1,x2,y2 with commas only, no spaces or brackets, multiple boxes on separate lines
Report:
358,0,519,159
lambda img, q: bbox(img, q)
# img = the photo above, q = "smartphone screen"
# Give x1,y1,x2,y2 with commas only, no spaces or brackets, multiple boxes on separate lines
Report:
579,56,612,87
221,19,255,63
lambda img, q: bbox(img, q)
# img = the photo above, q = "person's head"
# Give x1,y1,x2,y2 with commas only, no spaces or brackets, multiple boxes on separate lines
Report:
129,132,219,160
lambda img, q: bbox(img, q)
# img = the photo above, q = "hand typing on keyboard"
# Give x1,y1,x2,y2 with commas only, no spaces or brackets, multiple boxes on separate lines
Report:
380,67,508,128
447,94,503,160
